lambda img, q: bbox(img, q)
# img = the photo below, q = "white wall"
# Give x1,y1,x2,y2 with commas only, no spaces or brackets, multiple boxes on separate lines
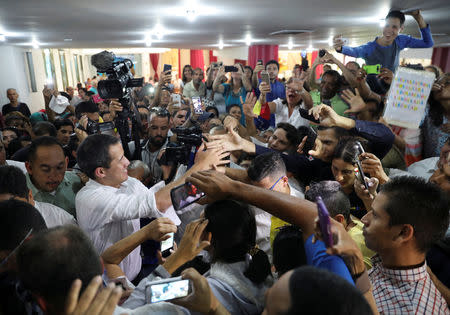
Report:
0,46,32,111
214,47,249,65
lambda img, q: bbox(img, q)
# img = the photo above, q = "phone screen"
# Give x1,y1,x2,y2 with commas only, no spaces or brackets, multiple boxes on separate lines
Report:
261,71,270,85
192,97,203,114
298,108,320,124
170,182,205,211
316,196,333,247
172,94,181,107
149,278,190,303
163,64,172,74
161,232,174,252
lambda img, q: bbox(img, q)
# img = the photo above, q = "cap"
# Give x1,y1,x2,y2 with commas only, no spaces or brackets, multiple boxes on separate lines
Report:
49,95,70,114
197,112,214,122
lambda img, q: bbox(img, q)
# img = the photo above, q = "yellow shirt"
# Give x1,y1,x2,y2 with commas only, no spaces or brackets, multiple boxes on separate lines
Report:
347,216,376,270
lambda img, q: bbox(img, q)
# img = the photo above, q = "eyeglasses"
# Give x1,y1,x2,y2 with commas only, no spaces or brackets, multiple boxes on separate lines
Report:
269,175,285,191
0,228,33,268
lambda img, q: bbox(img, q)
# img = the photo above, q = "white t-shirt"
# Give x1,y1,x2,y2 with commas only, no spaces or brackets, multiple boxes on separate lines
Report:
34,201,77,228
273,98,309,128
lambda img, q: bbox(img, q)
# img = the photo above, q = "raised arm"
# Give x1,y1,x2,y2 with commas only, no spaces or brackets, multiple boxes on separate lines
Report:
402,10,434,48
323,51,358,88
252,63,265,89
309,58,321,90
212,66,226,94
152,71,171,107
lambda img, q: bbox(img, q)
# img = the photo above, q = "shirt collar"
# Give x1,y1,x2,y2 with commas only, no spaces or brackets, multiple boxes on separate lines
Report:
371,254,428,282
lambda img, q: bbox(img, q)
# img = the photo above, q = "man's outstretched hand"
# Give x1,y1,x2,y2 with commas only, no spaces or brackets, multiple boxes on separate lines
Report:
186,170,236,203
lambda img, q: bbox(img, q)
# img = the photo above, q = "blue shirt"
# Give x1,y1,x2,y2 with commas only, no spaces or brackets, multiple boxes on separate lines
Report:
222,83,247,126
255,79,286,127
341,25,434,71
304,235,354,284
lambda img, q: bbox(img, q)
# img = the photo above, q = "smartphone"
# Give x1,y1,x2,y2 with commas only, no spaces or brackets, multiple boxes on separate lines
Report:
319,49,327,58
172,94,181,107
316,196,333,248
148,277,191,303
257,59,263,65
192,97,203,115
161,232,174,258
163,64,172,74
217,61,223,67
224,65,238,72
362,64,380,75
170,182,205,211
261,71,270,85
354,141,369,191
299,108,320,124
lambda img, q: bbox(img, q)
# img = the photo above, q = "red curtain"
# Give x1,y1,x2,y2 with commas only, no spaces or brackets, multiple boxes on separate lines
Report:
234,59,247,66
149,53,159,81
248,45,279,69
310,51,323,80
190,49,205,71
209,50,217,63
431,47,450,73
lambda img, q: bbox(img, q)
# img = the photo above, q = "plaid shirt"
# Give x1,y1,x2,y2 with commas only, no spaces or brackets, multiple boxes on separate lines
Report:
369,255,449,314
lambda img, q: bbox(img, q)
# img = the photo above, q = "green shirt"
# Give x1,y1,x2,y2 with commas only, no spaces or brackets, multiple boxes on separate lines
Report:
347,217,376,270
27,171,82,218
310,90,349,117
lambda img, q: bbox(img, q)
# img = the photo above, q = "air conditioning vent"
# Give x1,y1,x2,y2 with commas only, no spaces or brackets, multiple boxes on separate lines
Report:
269,30,314,36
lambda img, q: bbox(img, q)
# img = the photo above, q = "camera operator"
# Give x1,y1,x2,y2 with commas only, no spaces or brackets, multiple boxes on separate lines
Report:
128,107,170,186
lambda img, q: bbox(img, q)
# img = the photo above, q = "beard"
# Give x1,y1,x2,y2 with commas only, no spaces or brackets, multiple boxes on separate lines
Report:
149,136,166,148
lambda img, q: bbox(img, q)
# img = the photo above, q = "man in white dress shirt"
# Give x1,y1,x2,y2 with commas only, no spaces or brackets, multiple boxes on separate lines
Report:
75,134,227,281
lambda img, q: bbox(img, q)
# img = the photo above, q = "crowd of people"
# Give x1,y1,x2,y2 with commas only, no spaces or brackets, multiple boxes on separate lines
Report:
0,9,449,315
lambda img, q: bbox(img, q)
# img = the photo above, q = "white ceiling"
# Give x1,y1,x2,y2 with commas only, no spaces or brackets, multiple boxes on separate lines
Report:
0,0,449,50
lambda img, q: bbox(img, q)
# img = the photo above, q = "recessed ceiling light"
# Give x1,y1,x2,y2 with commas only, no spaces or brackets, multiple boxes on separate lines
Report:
186,9,197,22
64,38,72,42
0,34,5,41
245,34,252,46
287,39,294,50
379,20,385,27
218,39,224,50
153,24,166,40
145,34,152,47
32,39,39,49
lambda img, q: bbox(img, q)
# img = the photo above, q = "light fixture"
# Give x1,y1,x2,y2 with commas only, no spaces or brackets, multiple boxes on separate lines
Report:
218,39,224,50
328,36,334,47
64,38,72,42
145,34,152,47
287,39,294,50
186,9,198,22
0,34,5,42
379,20,385,27
153,24,165,40
245,34,252,46
32,39,39,49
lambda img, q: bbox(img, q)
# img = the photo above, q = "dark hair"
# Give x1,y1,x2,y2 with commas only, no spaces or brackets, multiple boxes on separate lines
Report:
276,122,301,149
206,106,219,118
205,200,272,284
286,266,372,314
0,165,29,199
76,83,83,90
386,10,406,26
0,199,47,251
317,125,351,140
28,136,64,162
247,152,286,182
266,59,280,70
305,180,351,222
226,104,241,114
53,118,74,131
182,65,193,83
333,137,369,163
429,74,450,126
380,176,450,252
272,225,306,276
75,101,98,119
17,225,102,313
322,70,342,88
1,126,20,138
346,61,361,69
32,121,57,138
76,134,120,179
244,65,253,77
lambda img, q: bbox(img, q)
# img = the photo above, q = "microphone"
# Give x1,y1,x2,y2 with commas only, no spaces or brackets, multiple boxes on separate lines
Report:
91,51,115,73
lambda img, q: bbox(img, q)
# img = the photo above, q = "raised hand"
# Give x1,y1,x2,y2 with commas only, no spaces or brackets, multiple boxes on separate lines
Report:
342,88,367,114
333,35,345,51
360,152,390,185
378,68,394,85
241,93,258,118
309,104,340,127
144,217,177,242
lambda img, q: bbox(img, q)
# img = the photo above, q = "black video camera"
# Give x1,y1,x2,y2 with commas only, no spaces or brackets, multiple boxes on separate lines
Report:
158,126,203,166
76,119,115,135
91,51,143,100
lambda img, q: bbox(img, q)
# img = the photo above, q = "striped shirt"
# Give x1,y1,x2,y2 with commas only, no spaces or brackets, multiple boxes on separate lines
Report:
369,255,449,314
